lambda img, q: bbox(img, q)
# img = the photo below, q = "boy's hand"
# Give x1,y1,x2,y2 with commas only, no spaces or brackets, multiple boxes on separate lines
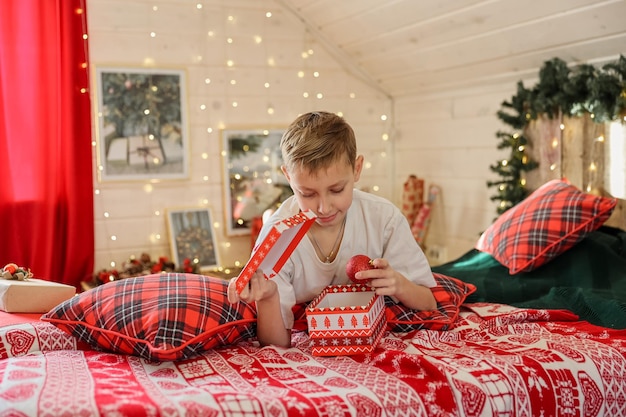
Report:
228,270,277,304
354,258,405,296
356,258,437,311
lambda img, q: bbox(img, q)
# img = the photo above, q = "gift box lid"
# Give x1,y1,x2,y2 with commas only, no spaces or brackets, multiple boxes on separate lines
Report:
234,210,317,293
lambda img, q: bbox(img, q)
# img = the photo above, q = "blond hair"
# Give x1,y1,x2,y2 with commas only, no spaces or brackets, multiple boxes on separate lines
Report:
280,111,357,174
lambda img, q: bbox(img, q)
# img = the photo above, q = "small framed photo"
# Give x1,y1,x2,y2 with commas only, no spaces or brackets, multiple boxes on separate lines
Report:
95,66,189,181
221,128,293,236
166,208,220,270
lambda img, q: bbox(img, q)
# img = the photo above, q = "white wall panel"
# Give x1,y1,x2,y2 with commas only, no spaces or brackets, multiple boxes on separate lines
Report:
88,0,393,271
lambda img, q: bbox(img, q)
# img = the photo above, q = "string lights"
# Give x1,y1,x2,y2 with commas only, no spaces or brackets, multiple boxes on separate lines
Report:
93,3,394,274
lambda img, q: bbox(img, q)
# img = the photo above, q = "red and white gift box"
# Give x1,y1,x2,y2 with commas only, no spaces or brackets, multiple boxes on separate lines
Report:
306,284,386,356
234,210,317,294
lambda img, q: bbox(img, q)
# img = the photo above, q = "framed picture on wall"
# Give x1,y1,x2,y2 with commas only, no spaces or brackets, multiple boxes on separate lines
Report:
166,207,220,270
95,67,189,181
221,128,292,236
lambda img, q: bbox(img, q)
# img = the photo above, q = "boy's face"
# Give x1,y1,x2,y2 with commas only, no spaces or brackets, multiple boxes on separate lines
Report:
282,155,363,228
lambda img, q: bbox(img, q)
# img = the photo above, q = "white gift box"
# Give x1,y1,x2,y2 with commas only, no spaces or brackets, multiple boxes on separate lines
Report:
0,279,76,313
306,284,386,356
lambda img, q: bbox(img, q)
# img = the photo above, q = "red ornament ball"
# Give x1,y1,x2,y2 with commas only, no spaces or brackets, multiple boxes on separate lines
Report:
346,254,375,284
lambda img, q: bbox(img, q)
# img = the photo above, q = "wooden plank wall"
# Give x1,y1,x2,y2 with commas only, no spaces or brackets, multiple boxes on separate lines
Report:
524,114,625,230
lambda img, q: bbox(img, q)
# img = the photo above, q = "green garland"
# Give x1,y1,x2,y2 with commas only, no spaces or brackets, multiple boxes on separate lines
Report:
488,55,626,215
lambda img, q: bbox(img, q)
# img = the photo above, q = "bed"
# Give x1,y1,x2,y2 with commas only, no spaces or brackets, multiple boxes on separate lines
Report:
1,179,625,416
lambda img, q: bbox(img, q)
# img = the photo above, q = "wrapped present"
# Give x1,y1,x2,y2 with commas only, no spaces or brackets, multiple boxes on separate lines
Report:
412,184,440,247
0,278,76,313
401,175,424,225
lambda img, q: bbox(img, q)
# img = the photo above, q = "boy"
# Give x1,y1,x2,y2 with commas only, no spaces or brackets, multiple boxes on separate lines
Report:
228,111,436,348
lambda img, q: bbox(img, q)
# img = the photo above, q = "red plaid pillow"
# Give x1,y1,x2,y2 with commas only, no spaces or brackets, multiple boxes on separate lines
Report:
292,274,476,333
384,273,476,332
42,273,256,361
476,179,617,274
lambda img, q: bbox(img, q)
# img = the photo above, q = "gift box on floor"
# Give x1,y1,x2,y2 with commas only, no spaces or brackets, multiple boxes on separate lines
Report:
306,284,386,356
0,279,76,313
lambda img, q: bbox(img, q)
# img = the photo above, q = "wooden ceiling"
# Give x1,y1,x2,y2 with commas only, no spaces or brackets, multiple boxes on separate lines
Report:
278,0,626,98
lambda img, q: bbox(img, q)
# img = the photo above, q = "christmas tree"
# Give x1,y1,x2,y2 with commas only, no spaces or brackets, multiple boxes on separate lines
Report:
488,55,626,215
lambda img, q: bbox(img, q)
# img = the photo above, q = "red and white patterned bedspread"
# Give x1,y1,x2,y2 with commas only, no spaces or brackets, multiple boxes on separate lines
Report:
1,303,625,416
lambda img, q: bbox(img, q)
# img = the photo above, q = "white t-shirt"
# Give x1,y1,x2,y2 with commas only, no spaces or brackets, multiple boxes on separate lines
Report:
255,189,436,329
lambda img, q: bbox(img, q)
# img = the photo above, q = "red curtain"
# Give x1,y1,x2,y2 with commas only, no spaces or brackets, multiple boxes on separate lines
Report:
0,0,94,288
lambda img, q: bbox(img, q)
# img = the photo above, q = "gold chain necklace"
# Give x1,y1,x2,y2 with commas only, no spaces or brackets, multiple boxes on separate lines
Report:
309,216,346,263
